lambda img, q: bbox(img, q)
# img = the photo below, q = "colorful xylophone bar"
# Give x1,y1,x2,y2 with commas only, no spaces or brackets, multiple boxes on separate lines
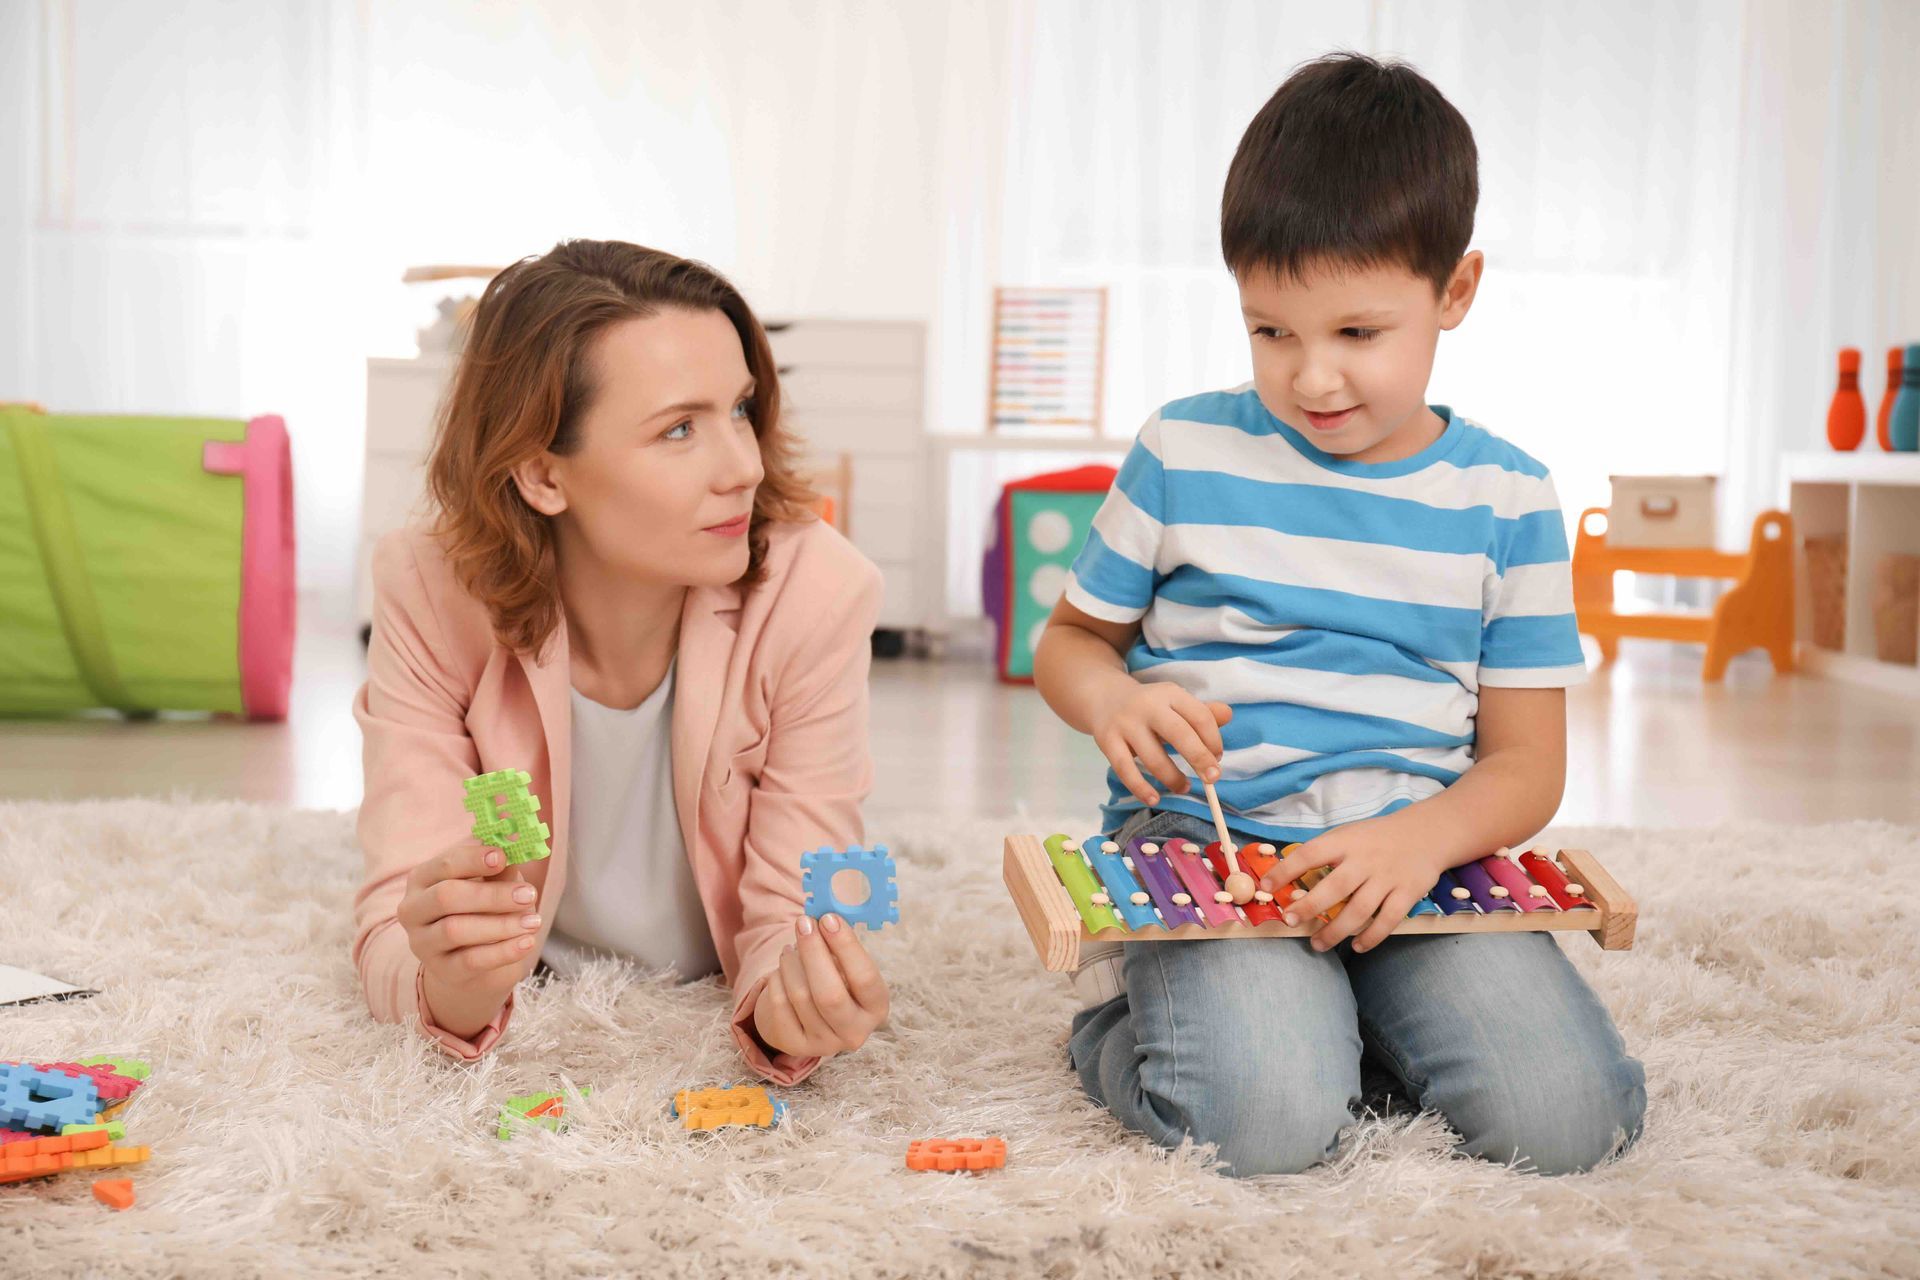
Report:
1005,834,1636,972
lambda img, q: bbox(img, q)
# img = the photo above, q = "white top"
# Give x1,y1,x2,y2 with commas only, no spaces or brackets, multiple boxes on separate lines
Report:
541,662,722,981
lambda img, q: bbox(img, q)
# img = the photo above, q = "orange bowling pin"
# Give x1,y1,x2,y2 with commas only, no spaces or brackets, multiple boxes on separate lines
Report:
1878,346,1902,451
1827,348,1865,450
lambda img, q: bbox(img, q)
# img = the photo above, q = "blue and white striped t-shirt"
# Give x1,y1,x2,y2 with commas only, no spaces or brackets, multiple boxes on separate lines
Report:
1064,384,1586,843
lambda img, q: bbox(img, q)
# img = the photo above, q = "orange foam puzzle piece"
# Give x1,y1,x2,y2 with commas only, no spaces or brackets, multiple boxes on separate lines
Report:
69,1143,150,1171
906,1138,1007,1172
674,1086,777,1131
0,1132,146,1184
93,1178,135,1210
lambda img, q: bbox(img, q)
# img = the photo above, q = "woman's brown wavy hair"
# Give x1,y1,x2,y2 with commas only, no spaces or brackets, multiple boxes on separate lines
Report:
425,239,817,656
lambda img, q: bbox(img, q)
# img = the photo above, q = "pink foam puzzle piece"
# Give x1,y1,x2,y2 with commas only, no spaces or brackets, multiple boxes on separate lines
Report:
31,1063,141,1103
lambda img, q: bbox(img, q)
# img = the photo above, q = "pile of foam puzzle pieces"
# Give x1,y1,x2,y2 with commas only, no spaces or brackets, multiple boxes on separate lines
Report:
0,1056,153,1209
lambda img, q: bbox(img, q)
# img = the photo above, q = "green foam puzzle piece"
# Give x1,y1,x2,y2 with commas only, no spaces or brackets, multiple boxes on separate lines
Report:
62,1120,127,1141
495,1086,590,1140
463,769,552,864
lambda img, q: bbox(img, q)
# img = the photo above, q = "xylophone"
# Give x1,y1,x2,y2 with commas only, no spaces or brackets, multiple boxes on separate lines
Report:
1003,833,1637,972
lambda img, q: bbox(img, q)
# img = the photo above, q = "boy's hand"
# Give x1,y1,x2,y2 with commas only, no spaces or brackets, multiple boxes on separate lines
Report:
753,914,890,1059
1261,817,1446,954
1090,683,1233,805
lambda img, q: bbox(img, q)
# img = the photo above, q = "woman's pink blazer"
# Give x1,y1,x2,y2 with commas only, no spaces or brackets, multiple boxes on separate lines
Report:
352,518,881,1086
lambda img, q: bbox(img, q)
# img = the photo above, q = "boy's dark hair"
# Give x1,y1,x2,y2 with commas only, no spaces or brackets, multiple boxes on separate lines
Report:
1221,52,1477,295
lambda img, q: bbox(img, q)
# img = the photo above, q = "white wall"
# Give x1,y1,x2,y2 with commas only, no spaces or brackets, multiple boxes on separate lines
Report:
3,0,1913,612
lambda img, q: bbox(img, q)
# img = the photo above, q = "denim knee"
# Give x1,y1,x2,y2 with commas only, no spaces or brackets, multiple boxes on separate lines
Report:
1177,1077,1352,1177
1447,1057,1647,1175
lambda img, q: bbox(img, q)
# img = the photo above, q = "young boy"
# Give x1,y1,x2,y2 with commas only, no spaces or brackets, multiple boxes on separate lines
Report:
1034,53,1645,1178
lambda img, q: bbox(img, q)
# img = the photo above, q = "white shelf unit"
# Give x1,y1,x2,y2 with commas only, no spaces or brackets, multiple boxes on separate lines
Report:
1783,452,1920,697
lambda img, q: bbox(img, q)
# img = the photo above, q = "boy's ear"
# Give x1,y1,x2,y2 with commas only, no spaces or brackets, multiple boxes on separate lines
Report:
1438,251,1484,330
510,452,570,517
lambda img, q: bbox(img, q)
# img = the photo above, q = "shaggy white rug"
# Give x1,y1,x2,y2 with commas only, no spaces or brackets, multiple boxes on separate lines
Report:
1,799,1917,1279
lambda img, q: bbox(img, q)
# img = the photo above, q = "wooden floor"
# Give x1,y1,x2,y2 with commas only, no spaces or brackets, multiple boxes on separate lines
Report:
1,610,1914,830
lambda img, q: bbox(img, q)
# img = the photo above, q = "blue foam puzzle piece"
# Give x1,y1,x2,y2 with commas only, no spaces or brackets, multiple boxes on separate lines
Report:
799,845,899,931
0,1062,102,1133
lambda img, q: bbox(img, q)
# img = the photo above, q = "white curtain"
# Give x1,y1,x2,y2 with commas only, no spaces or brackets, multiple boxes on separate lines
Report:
4,0,1909,610
1720,0,1920,546
928,0,1918,615
1,0,968,601
2,0,367,600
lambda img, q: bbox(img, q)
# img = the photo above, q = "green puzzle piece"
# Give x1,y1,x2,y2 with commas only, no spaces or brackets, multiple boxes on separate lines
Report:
62,1121,127,1141
496,1087,590,1140
463,769,552,864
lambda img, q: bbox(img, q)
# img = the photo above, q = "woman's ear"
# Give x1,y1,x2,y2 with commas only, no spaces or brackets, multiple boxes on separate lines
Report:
510,452,569,517
1438,250,1484,331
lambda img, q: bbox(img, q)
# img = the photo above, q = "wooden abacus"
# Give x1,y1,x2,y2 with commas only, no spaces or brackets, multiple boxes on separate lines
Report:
1003,833,1637,972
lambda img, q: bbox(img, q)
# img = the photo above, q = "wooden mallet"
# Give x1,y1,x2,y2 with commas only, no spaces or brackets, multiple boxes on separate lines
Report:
1203,777,1257,904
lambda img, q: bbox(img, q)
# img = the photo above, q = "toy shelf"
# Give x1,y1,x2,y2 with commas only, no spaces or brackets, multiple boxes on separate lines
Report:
1572,508,1794,680
1784,452,1920,698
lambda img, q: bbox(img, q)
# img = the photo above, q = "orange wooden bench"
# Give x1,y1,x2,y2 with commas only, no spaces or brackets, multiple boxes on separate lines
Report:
1571,507,1795,680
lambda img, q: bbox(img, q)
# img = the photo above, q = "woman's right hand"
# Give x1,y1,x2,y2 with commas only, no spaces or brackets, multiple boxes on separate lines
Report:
1090,681,1234,806
397,843,542,1031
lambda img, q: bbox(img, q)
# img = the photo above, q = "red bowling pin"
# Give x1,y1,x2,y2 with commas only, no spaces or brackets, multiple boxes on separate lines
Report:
1827,348,1865,451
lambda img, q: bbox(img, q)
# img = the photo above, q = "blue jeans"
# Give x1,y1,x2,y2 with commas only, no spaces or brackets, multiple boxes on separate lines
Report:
1067,809,1647,1177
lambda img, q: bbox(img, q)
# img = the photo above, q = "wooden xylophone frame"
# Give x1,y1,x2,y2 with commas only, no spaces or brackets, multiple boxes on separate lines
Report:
1003,835,1637,972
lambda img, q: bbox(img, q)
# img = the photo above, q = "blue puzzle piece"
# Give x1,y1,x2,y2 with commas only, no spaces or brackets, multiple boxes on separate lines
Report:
0,1062,102,1133
800,845,899,931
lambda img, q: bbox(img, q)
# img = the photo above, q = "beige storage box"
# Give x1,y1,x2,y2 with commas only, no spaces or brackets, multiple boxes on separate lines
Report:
1607,475,1719,549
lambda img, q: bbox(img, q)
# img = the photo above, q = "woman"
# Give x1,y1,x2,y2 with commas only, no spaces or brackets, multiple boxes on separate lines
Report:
352,240,888,1085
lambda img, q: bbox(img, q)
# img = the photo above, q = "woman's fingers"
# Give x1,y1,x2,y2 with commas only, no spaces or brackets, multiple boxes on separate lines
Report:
778,945,833,1046
432,905,542,954
442,933,536,977
408,873,533,929
755,971,803,1051
818,915,889,1022
410,842,505,893
794,920,865,1043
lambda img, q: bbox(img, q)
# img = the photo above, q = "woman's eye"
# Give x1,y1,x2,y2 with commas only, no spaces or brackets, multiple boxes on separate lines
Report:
732,398,753,421
665,421,693,441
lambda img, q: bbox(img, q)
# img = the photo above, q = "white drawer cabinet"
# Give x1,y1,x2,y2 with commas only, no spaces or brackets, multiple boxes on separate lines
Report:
357,320,930,638
765,318,928,635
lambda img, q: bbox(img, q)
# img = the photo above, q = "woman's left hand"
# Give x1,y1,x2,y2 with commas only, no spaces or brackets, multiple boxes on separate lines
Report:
753,913,890,1059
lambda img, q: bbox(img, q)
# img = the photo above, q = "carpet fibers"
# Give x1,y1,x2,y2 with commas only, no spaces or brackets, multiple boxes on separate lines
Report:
1,799,1917,1278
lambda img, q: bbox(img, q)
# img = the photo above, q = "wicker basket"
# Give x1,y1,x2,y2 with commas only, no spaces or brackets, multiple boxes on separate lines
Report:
1872,554,1919,666
1804,535,1847,651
